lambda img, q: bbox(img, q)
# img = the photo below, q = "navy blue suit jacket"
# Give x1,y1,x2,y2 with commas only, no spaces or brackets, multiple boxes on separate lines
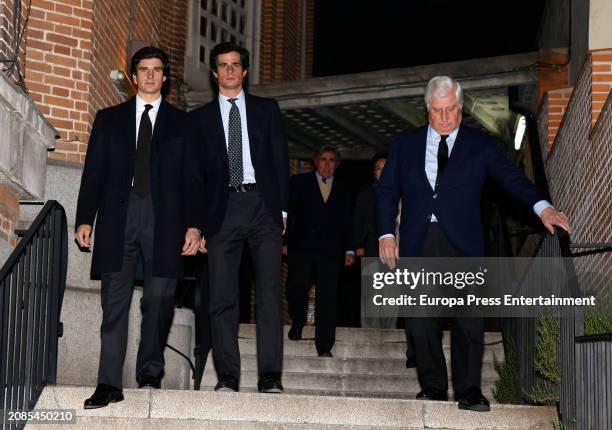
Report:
377,125,544,257
186,93,289,238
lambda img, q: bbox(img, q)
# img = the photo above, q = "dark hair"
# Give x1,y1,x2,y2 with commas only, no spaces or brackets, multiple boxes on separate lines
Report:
209,42,250,71
371,151,388,167
130,46,170,77
314,145,340,161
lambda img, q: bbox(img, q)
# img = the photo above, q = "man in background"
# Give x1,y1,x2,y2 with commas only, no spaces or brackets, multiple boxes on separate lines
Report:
285,146,355,357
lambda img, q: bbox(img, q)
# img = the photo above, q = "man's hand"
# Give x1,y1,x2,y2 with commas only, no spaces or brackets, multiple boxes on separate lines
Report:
199,237,208,253
379,236,399,269
345,254,355,266
282,244,288,256
283,217,287,235
75,224,93,248
182,228,201,256
355,247,365,257
540,207,571,235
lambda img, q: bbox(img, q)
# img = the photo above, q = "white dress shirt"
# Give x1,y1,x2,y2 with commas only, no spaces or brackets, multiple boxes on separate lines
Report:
218,90,256,185
135,95,162,144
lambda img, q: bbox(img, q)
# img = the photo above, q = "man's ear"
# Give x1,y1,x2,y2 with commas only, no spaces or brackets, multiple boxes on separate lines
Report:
213,71,218,80
163,75,167,82
132,74,137,84
242,69,247,78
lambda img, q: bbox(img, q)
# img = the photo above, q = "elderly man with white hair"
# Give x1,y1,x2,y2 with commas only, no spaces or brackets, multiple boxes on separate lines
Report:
376,76,570,411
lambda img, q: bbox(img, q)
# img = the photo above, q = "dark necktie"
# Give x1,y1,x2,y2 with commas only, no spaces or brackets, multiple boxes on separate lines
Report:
435,134,449,189
227,98,244,187
134,104,153,196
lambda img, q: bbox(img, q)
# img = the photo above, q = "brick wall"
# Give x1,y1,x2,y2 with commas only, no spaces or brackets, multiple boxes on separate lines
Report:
591,49,612,126
259,0,314,84
541,87,573,151
159,0,187,105
1,0,28,85
0,184,18,248
25,0,95,164
23,0,187,164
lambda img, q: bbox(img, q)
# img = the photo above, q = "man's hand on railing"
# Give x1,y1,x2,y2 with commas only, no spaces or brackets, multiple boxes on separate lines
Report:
540,207,572,235
75,224,92,249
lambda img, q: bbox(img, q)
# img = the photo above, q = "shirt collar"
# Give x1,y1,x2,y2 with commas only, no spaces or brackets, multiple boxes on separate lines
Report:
315,171,333,183
427,124,460,142
136,95,162,111
219,90,245,105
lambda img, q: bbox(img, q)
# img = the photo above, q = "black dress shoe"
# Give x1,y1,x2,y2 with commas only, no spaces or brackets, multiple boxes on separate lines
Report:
214,376,239,392
137,375,161,389
457,387,491,412
257,373,284,393
416,387,448,401
84,383,124,409
317,351,333,358
288,326,303,341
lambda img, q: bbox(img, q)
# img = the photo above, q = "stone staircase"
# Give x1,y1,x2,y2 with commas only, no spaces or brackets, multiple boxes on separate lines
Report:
202,325,503,401
31,324,555,429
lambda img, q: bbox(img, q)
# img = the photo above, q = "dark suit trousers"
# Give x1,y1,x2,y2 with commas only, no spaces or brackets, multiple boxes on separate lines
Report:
207,191,283,380
98,192,177,388
408,223,484,395
287,251,342,354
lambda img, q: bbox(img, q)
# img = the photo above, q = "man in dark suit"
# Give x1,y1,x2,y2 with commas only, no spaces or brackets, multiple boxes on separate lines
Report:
75,47,201,408
377,76,571,411
187,42,289,393
285,146,355,357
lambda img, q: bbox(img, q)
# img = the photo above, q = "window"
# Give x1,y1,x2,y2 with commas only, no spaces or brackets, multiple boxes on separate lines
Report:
200,17,207,37
211,0,218,15
201,0,207,10
199,46,206,63
221,3,227,21
239,15,245,34
230,34,236,44
221,29,227,42
231,9,237,28
240,0,245,7
210,22,218,41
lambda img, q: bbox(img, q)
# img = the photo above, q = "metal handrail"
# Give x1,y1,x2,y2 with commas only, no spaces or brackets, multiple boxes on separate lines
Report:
0,200,68,430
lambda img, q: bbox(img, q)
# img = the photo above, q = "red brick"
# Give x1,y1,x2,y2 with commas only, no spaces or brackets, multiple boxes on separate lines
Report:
47,32,79,47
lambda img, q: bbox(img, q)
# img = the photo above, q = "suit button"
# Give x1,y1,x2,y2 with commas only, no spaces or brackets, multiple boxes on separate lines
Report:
119,199,124,204
433,193,438,199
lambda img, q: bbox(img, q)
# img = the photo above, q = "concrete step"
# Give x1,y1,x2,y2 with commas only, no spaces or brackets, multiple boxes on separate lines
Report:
240,324,503,345
236,337,505,361
208,354,500,379
31,386,555,429
200,370,499,400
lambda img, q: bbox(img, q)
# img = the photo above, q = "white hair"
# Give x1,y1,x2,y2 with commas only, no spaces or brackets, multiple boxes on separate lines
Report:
424,76,463,108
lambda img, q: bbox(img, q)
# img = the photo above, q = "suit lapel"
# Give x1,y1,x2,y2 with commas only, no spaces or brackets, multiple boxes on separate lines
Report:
124,97,137,162
439,125,468,186
310,172,326,205
210,99,230,166
415,126,432,191
152,100,167,156
245,93,261,164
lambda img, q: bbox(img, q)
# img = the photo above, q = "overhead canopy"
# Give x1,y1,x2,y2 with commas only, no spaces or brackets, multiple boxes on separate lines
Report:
184,52,538,160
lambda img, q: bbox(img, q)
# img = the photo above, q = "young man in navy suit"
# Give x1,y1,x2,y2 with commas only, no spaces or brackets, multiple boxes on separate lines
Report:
187,42,289,394
377,76,571,411
75,47,201,408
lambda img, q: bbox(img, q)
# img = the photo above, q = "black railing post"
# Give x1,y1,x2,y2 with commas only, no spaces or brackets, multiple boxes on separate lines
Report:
0,200,67,429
